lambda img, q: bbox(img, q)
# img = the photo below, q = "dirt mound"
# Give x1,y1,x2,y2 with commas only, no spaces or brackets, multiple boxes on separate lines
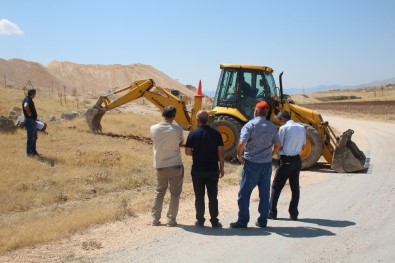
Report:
0,59,197,98
47,61,197,97
0,58,62,90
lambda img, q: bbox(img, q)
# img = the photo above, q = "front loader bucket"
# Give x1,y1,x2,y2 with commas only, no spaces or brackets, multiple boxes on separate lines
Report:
86,106,106,133
331,129,366,173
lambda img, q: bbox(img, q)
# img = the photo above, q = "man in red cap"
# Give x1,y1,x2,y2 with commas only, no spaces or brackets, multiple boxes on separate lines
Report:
230,100,281,229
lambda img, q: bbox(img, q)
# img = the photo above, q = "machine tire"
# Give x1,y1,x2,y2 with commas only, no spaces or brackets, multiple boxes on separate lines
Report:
210,115,243,161
300,124,324,169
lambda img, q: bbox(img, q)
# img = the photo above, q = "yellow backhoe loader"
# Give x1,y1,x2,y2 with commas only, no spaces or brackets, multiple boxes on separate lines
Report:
86,64,366,173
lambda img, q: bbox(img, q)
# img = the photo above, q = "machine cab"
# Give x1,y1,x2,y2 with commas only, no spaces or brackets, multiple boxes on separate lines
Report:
213,64,277,119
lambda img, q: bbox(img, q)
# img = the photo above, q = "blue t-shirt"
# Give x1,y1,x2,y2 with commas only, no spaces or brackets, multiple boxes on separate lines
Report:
240,117,280,163
185,125,224,173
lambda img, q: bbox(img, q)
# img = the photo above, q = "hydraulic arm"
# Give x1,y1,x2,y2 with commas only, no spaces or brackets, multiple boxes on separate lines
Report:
86,79,202,133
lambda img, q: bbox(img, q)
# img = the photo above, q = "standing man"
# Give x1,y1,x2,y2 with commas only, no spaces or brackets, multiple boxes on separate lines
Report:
185,110,225,228
269,110,306,221
22,88,39,156
150,106,184,227
230,101,281,229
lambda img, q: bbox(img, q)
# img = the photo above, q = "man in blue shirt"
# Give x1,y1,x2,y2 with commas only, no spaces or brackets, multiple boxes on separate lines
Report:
22,89,39,156
269,110,306,221
185,110,225,228
230,101,281,229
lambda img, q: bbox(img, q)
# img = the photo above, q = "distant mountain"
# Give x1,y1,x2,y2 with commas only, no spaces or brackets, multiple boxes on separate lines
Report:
355,77,395,88
285,77,395,95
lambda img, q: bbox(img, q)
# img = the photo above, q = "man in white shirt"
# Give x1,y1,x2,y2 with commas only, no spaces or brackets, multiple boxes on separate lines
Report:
150,106,184,227
269,110,306,221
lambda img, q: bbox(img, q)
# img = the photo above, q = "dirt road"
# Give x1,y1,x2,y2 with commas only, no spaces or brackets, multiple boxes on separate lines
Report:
1,115,394,262
92,115,395,263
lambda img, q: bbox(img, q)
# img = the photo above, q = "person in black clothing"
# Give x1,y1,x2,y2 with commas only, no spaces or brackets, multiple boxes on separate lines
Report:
22,89,39,156
185,110,225,228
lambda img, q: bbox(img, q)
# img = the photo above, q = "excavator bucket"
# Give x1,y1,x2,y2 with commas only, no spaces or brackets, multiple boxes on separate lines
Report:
86,106,106,133
331,129,366,173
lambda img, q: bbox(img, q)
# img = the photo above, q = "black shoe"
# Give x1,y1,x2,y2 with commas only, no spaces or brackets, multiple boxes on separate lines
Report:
195,220,204,227
268,213,277,220
152,220,161,226
255,220,267,228
211,222,222,229
229,222,247,229
290,215,298,221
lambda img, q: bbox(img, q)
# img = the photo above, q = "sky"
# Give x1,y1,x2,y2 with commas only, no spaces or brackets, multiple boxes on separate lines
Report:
1,0,395,95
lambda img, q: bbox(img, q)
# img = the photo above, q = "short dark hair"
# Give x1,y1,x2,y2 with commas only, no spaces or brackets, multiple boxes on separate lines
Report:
27,89,36,96
162,105,177,119
197,110,209,124
277,110,291,120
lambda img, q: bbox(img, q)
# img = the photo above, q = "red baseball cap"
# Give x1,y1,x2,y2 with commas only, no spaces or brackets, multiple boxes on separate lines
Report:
255,101,270,110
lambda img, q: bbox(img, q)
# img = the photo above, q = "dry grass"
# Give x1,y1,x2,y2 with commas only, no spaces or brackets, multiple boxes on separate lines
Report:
289,84,395,123
291,84,395,104
0,86,241,253
0,87,167,252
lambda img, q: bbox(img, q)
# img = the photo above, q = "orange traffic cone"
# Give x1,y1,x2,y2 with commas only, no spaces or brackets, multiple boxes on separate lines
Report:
195,80,203,97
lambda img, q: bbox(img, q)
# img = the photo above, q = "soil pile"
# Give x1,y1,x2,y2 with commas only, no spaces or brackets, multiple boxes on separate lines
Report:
0,59,197,98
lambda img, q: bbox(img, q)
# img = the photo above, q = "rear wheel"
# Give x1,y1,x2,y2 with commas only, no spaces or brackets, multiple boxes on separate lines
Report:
210,115,243,161
300,124,324,169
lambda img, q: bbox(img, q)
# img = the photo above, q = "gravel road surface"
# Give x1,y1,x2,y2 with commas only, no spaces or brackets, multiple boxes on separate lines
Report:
95,115,395,263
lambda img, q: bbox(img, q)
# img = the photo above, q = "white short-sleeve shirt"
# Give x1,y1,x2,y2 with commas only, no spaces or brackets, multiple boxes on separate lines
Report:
150,121,183,168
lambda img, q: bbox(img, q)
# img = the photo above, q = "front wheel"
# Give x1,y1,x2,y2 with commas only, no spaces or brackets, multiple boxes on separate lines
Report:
300,124,324,169
210,115,243,161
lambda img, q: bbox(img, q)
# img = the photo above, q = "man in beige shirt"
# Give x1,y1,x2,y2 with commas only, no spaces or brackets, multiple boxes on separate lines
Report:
150,106,184,227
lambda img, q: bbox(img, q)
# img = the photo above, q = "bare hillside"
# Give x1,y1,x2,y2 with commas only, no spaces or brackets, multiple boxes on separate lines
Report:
0,58,197,98
0,58,62,90
47,61,197,97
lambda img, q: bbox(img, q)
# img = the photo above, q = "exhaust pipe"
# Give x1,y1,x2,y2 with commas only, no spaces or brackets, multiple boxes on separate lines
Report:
279,72,284,102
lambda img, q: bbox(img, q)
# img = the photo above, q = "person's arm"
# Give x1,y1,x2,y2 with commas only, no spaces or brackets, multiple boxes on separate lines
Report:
23,102,32,117
272,143,282,156
185,147,193,156
218,146,225,178
178,128,184,147
237,142,246,164
185,132,192,155
272,130,282,156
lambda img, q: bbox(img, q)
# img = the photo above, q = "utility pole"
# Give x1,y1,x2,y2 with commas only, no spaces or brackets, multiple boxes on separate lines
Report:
4,73,6,87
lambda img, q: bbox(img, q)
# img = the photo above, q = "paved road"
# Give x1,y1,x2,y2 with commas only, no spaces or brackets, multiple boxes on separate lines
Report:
97,115,395,263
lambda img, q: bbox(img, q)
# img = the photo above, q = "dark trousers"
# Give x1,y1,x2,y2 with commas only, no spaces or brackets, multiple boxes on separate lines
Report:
269,155,302,218
191,170,219,223
25,118,37,155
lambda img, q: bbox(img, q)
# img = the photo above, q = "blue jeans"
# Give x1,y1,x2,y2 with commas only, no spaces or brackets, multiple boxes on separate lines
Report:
237,160,272,226
25,118,37,155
